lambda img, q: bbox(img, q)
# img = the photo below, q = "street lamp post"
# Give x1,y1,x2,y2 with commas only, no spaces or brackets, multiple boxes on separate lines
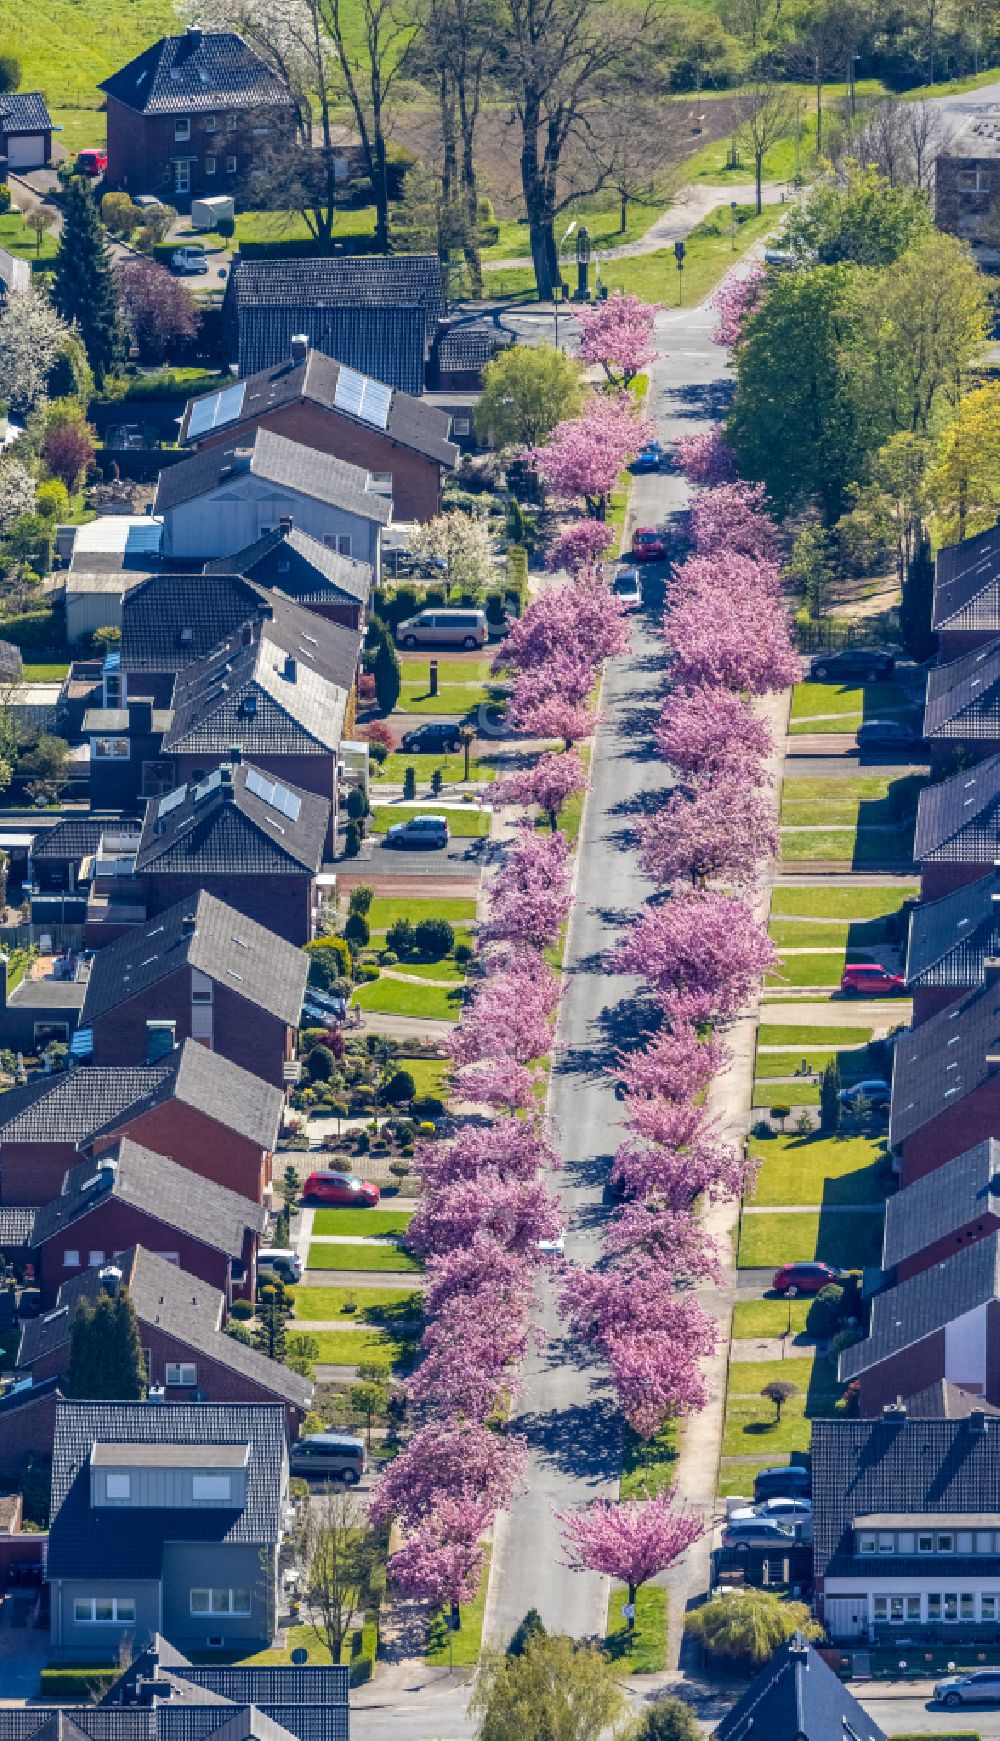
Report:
730,200,738,251
674,239,686,305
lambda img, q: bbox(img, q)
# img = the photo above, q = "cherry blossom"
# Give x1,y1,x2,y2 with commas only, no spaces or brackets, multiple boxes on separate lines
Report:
423,1236,538,1319
407,1300,534,1418
688,481,780,563
533,392,657,518
454,1058,538,1109
547,520,615,575
616,1024,727,1103
370,1421,527,1529
667,573,800,695
576,291,658,389
674,425,737,487
407,1169,562,1260
417,1117,558,1191
611,889,777,1022
499,571,631,679
493,749,587,831
388,1498,490,1605
481,826,573,947
602,1201,723,1281
655,683,771,778
712,263,765,348
611,1121,754,1209
637,774,779,889
510,689,600,748
557,1490,704,1609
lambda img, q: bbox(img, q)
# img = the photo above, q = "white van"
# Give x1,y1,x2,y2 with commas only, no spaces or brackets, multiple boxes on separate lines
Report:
396,609,487,650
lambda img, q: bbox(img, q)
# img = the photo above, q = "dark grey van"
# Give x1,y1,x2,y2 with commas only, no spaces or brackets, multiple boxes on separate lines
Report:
289,1433,366,1484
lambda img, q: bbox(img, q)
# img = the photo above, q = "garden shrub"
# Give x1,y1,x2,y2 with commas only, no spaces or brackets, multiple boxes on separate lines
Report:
229,1298,254,1321
414,917,454,958
384,1069,415,1104
412,1095,445,1119
357,963,380,984
454,941,473,964
307,1044,335,1083
381,950,399,966
305,936,352,987
345,912,370,948
387,918,416,955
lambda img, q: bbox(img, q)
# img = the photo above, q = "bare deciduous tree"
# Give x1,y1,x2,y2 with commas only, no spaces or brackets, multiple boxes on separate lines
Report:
295,1488,381,1665
735,73,795,213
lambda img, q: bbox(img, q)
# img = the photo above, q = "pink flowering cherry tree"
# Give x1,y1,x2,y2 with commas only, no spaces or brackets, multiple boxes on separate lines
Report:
370,1421,526,1530
637,773,779,889
688,481,780,563
576,291,658,389
612,889,777,1022
510,687,599,749
388,1497,490,1607
612,1116,754,1209
602,1200,723,1281
407,1169,562,1261
407,1299,534,1419
533,392,656,518
547,519,615,575
557,1491,704,1627
655,683,771,778
674,425,737,487
712,263,765,348
481,828,573,947
667,575,800,695
493,749,587,832
561,1259,718,1436
616,1024,727,1103
418,1117,559,1191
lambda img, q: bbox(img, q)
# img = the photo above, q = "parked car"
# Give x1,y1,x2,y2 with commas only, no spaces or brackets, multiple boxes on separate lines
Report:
840,962,906,996
935,1671,1000,1709
400,721,462,754
728,1497,813,1538
395,608,488,649
171,246,210,275
631,527,667,562
384,813,450,850
855,719,919,750
838,1078,891,1111
753,1464,812,1503
76,148,107,176
808,648,895,681
257,1248,304,1285
538,1230,566,1257
633,442,666,473
721,1517,796,1549
289,1433,366,1484
612,566,642,609
772,1260,844,1297
303,1170,381,1207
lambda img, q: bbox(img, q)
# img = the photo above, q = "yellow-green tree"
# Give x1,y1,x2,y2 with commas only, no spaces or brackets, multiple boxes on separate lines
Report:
929,381,1000,545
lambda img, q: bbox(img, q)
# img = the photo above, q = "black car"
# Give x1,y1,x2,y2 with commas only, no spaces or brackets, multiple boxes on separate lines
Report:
809,648,895,682
753,1464,812,1503
399,722,462,754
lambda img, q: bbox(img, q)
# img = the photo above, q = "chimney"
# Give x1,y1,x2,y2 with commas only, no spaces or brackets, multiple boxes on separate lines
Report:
99,1263,122,1298
181,912,197,936
882,1400,907,1420
220,764,234,796
229,744,242,765
283,655,297,683
970,1409,988,1435
290,334,309,364
185,24,203,48
146,1019,176,1063
279,516,293,536
128,700,153,737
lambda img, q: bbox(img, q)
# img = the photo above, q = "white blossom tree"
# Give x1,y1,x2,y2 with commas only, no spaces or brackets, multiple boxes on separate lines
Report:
409,510,498,593
0,457,37,530
0,289,71,417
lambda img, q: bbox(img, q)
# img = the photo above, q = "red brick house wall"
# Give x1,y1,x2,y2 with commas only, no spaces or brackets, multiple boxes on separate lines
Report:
0,1389,59,1480
195,400,444,522
895,1214,1000,1283
89,967,295,1090
105,96,296,208
141,869,315,946
856,1329,947,1415
1,1142,79,1208
30,1201,250,1305
920,863,991,901
900,1076,1000,1185
98,1098,272,1203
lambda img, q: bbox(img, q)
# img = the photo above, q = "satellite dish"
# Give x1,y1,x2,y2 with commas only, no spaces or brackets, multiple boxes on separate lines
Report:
290,1648,309,1665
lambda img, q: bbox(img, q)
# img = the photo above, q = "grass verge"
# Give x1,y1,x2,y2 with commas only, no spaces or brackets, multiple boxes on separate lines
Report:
426,1548,490,1665
737,1208,884,1269
606,1584,666,1673
620,1421,679,1498
306,1243,423,1273
312,1208,412,1236
748,1133,891,1207
731,1299,811,1338
758,1025,874,1047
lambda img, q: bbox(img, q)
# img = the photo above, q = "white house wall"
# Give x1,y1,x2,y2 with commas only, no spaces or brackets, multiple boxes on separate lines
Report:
944,1303,989,1391
161,477,382,571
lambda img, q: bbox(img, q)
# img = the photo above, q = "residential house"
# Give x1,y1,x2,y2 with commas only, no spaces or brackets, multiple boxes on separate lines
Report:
923,638,1000,768
0,952,87,1056
6,1137,265,1304
135,759,329,946
912,751,1000,899
889,974,1000,1182
98,1634,350,1741
120,571,270,706
813,1408,1000,1643
84,698,174,813
46,1399,288,1658
80,891,307,1088
882,1139,1000,1285
223,255,447,391
62,516,163,647
99,28,296,208
27,817,144,935
936,150,1000,250
154,427,392,569
932,523,1000,660
712,1632,885,1741
0,1376,62,1483
905,869,1000,1025
0,93,54,170
207,519,370,630
180,341,458,522
18,1247,311,1432
431,320,510,393
0,1038,284,1207
839,1230,1000,1412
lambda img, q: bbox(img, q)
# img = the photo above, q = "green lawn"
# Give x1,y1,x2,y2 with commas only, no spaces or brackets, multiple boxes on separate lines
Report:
367,896,478,928
731,1299,811,1338
396,683,493,716
765,951,846,988
306,1242,423,1273
395,1057,451,1099
291,1285,422,1324
758,1025,874,1047
0,212,59,263
352,978,465,1020
620,1421,678,1499
606,1584,666,1673
721,1393,812,1457
386,959,466,984
770,884,919,920
778,827,914,865
752,1081,820,1106
426,1548,490,1665
377,751,498,784
768,918,895,948
312,1207,412,1236
304,1328,414,1368
717,1456,810,1500
22,662,70,681
748,1133,891,1207
398,657,492,684
789,681,915,722
737,1208,885,1269
369,804,489,837
727,1357,816,1395
754,1049,872,1079
780,775,926,828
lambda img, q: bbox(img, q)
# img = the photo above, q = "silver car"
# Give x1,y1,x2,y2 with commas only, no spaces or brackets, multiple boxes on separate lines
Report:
935,1670,1000,1708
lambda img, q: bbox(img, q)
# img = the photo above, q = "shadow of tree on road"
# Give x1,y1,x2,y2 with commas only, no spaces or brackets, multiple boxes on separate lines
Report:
512,1396,624,1484
669,378,733,421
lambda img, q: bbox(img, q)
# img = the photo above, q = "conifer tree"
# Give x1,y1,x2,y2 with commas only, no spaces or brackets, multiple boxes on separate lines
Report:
52,179,124,386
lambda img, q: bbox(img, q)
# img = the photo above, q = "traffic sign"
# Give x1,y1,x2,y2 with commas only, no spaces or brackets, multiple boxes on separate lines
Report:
621,1603,635,1620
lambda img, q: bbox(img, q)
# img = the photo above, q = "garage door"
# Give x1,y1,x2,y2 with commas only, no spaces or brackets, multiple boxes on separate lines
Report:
6,135,46,169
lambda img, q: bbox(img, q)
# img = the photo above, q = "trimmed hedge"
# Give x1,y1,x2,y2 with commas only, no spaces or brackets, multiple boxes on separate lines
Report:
348,1612,379,1686
40,1667,118,1697
0,607,68,655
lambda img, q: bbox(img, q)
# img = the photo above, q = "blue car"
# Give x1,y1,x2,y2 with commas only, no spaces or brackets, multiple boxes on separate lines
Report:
633,442,666,473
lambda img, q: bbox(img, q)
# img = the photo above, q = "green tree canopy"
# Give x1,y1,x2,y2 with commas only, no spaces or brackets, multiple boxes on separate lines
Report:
685,1588,822,1667
471,1634,626,1741
475,343,582,451
67,1291,147,1399
633,1695,701,1741
784,164,932,267
52,178,124,387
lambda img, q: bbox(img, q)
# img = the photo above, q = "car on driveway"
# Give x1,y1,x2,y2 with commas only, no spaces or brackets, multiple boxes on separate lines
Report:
753,1464,811,1502
612,566,642,609
856,718,919,750
633,442,667,473
840,962,906,996
772,1260,843,1297
728,1497,813,1539
935,1670,1000,1709
384,814,449,850
721,1517,796,1549
171,246,209,275
632,527,667,561
838,1078,891,1111
400,721,462,754
76,148,107,176
303,1170,381,1206
808,648,895,681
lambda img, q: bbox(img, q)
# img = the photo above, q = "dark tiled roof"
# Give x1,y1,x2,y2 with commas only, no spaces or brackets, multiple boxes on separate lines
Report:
31,1138,266,1256
99,31,293,116
137,760,327,877
839,1230,1000,1381
0,1064,174,1145
0,93,53,134
29,819,106,862
104,1643,349,1727
0,1206,38,1246
0,1714,347,1741
904,1378,1000,1417
164,642,347,758
813,1413,1000,1584
883,1138,1000,1268
206,525,371,606
714,1633,885,1741
925,638,1000,739
170,1037,284,1148
913,752,1000,865
47,1399,286,1578
229,256,444,341
121,572,268,675
933,523,1000,633
435,325,501,372
81,891,308,1030
154,428,392,524
0,1374,61,1418
181,348,457,467
906,870,1000,988
889,978,1000,1147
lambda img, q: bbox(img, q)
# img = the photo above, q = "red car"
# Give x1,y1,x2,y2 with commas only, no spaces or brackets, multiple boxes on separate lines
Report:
772,1261,843,1298
76,149,108,176
840,962,906,996
631,527,667,561
303,1170,380,1207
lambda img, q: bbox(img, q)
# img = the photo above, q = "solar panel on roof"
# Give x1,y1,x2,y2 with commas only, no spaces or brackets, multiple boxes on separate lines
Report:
158,784,187,817
186,381,247,441
334,366,391,432
245,764,301,822
192,769,223,804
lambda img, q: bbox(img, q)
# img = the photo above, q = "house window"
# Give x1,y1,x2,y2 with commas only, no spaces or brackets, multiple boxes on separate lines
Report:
898,1532,915,1554
105,1473,131,1500
927,1594,941,1620
977,1532,994,1553
452,416,471,436
858,1535,877,1555
961,1594,976,1619
917,1533,934,1553
175,116,192,141
982,1595,998,1620
959,168,991,192
157,1252,180,1265
88,1251,104,1267
192,1474,232,1501
191,970,213,1003
63,1250,80,1268
937,1533,955,1553
165,1362,197,1387
873,1597,888,1620
205,113,217,132
73,1597,135,1624
323,534,352,556
175,161,191,195
190,1588,250,1615
958,1531,974,1553
944,1593,959,1620
878,1533,895,1554
226,155,237,174
94,738,130,759
205,155,216,175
